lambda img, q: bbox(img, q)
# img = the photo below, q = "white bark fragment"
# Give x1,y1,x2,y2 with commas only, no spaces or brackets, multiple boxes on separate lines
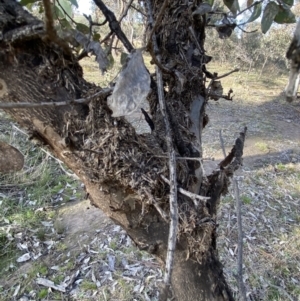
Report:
36,278,66,292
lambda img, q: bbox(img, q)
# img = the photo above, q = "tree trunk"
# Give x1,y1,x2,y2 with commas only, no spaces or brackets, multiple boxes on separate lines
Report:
0,1,242,300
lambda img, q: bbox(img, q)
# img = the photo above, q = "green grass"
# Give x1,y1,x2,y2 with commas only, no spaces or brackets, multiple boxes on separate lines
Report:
0,118,84,281
80,280,97,291
38,288,48,299
254,142,269,153
241,195,252,205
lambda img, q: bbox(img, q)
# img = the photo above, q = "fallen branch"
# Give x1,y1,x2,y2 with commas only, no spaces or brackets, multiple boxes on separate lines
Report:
0,88,112,109
233,177,247,301
146,1,178,299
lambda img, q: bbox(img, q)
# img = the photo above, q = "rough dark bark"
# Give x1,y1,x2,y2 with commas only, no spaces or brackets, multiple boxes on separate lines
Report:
0,1,244,300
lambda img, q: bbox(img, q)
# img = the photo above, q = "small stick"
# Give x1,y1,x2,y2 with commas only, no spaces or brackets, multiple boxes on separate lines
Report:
219,129,226,158
146,1,177,298
161,175,210,205
188,26,204,55
233,178,247,301
215,68,239,80
94,0,134,52
144,190,169,223
0,88,112,109
100,0,134,45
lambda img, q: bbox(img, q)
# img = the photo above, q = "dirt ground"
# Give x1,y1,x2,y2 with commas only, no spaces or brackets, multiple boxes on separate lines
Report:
202,73,300,300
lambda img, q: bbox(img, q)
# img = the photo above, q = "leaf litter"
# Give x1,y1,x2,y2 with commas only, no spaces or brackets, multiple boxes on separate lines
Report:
203,82,300,301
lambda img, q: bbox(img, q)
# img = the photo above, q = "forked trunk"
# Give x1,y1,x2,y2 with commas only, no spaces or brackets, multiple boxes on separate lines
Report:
0,1,240,300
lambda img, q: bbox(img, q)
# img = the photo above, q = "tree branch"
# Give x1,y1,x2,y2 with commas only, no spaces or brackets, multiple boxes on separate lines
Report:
0,89,112,109
215,68,239,80
130,4,147,16
146,1,178,299
233,178,247,301
93,0,134,52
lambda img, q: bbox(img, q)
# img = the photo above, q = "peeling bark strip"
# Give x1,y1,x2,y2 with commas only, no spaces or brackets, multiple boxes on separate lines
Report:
0,1,246,300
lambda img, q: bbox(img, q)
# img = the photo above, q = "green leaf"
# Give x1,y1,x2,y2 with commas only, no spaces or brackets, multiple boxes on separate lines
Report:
107,53,115,70
76,23,90,34
19,0,39,5
247,2,262,23
261,2,279,34
93,32,101,41
282,0,293,7
69,0,79,8
274,6,296,23
38,1,44,13
120,52,129,66
54,5,64,19
223,0,240,15
60,18,72,29
55,0,73,21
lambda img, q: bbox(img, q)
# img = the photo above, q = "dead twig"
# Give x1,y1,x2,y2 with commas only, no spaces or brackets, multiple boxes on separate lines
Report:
161,175,210,206
94,0,134,52
144,190,169,223
233,177,247,301
215,68,239,80
146,1,177,299
0,88,112,109
188,26,204,55
130,4,146,16
99,0,133,49
219,129,226,158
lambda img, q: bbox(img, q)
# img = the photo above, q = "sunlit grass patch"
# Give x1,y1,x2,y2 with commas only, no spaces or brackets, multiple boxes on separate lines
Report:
255,141,269,153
